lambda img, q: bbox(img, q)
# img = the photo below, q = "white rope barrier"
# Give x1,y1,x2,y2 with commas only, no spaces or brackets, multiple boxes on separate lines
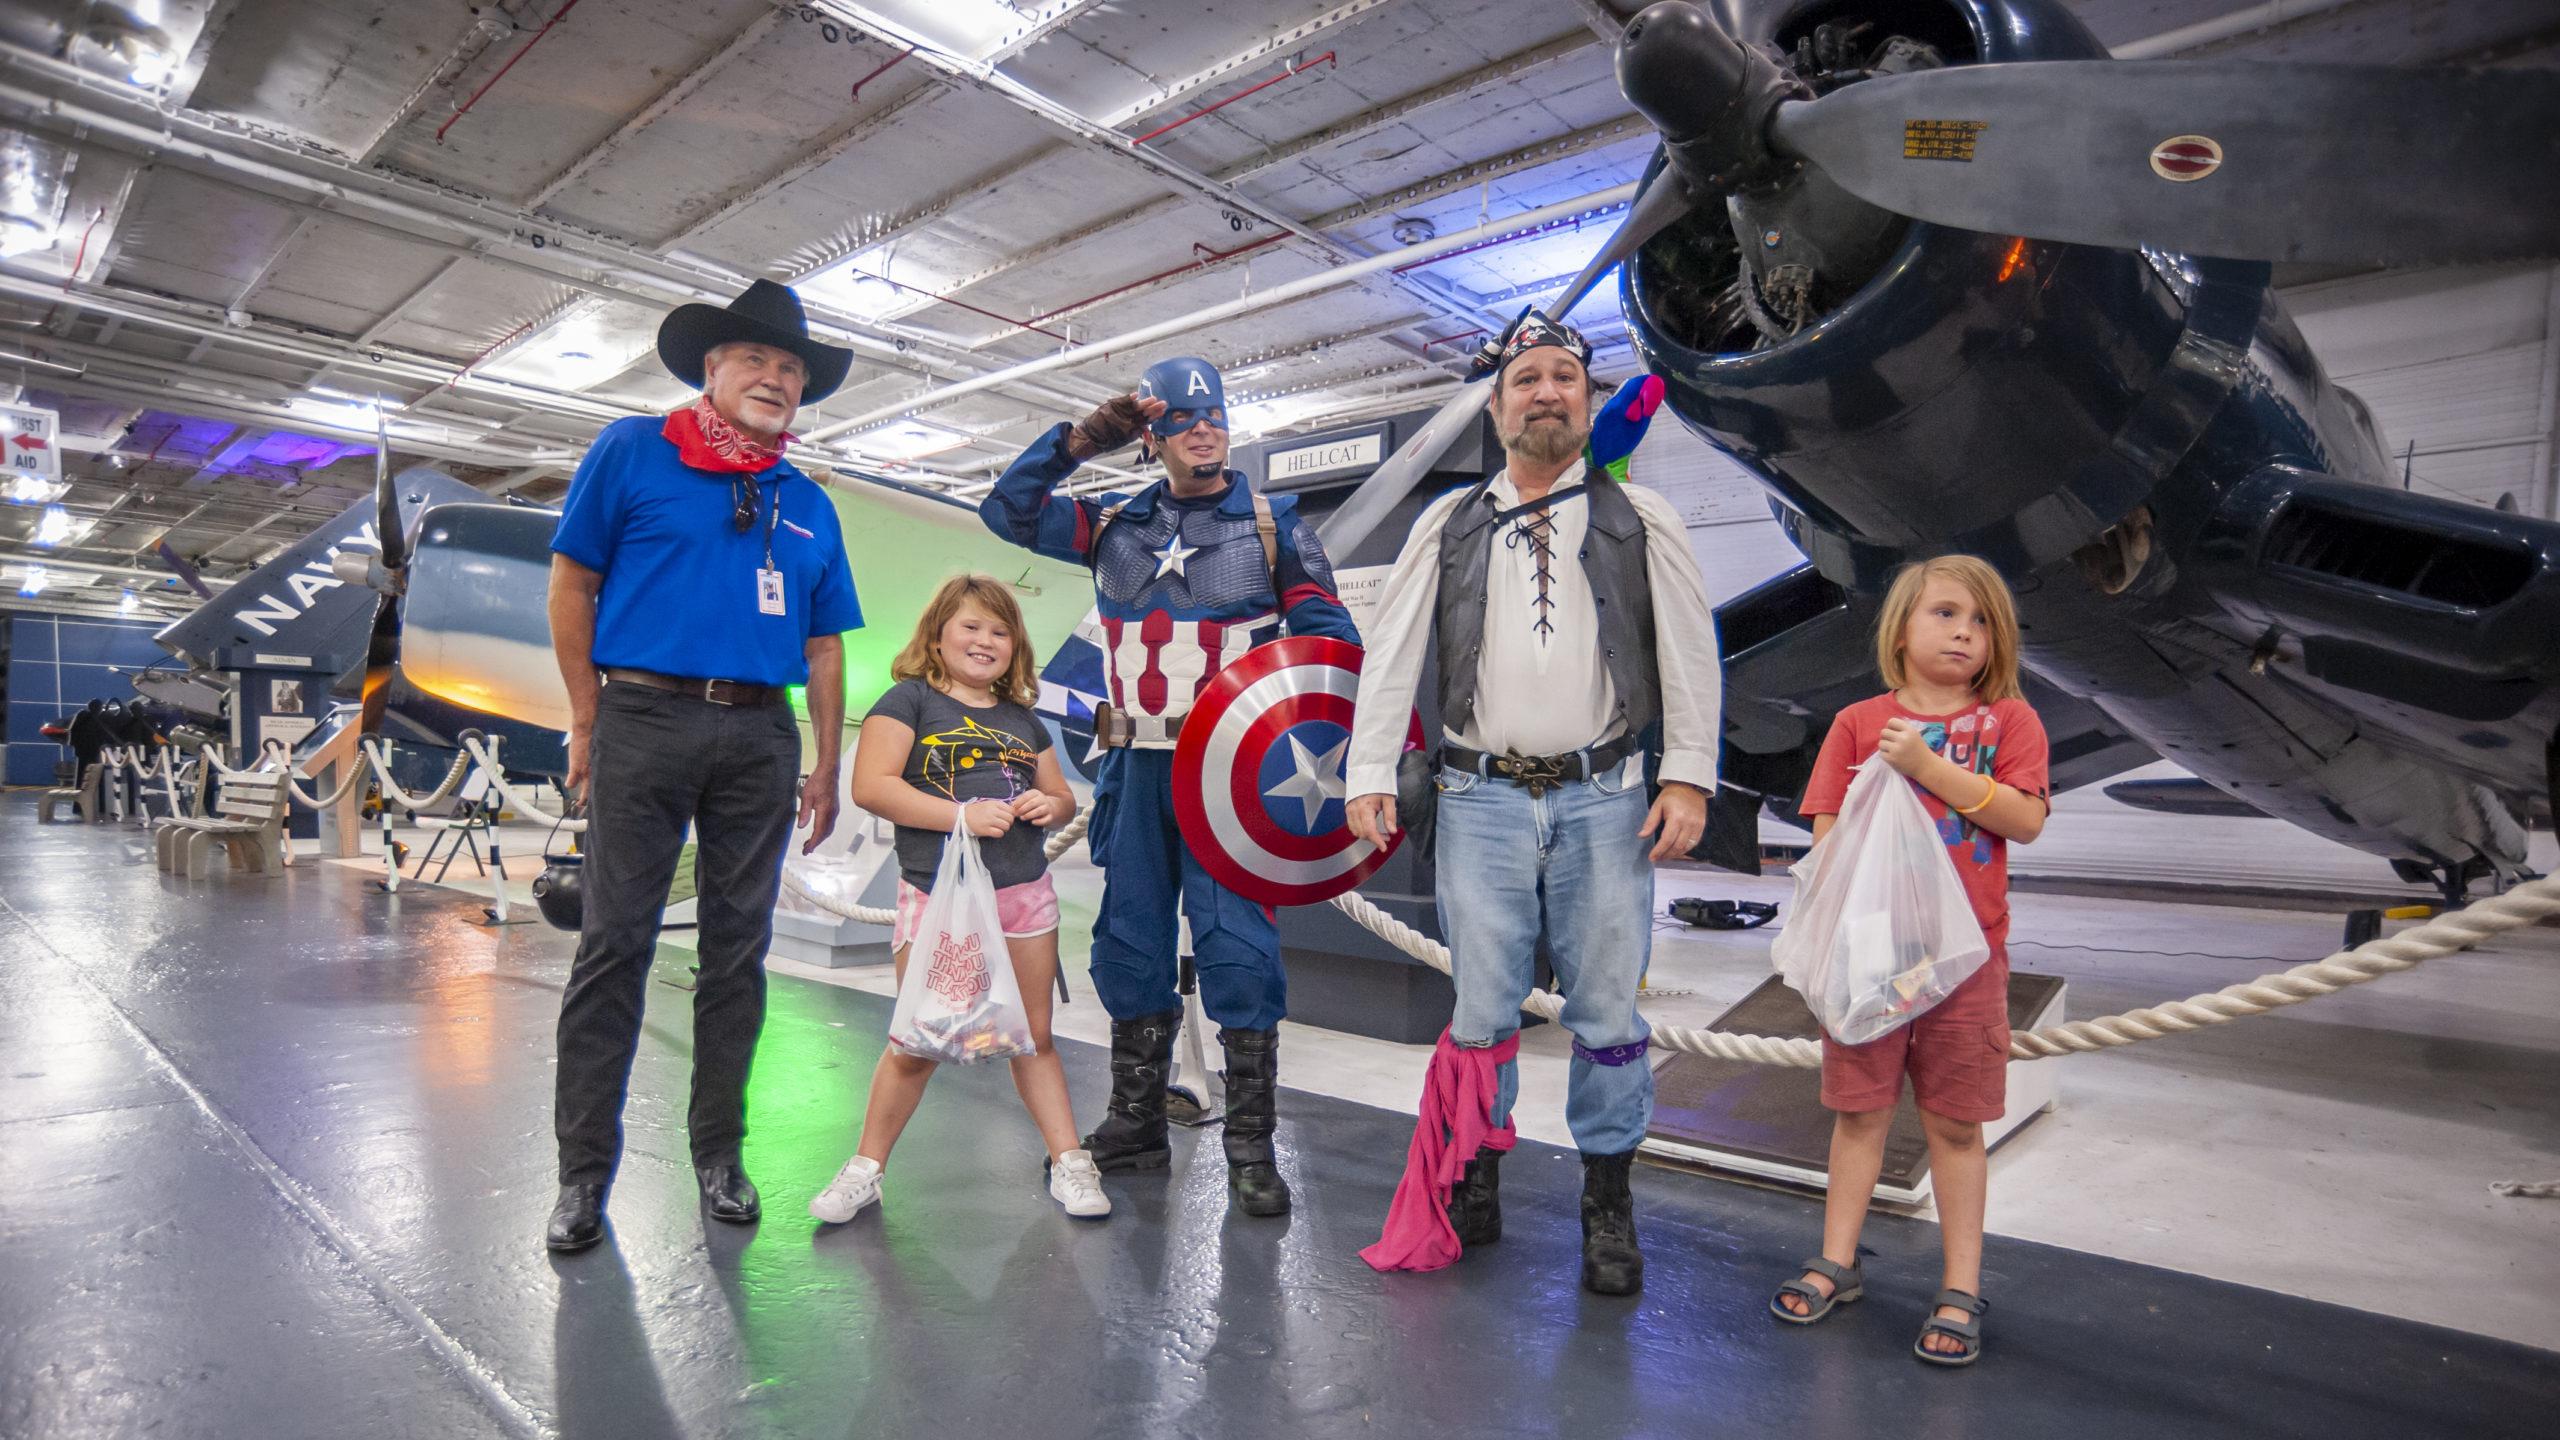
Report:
360,739,475,814
2490,1180,2560,1198
457,736,586,834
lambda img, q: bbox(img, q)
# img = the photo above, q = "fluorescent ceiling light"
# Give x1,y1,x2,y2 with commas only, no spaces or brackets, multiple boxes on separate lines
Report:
479,299,660,393
799,248,922,323
0,215,52,258
119,589,137,615
845,418,977,463
32,503,94,548
831,0,1026,63
4,475,69,505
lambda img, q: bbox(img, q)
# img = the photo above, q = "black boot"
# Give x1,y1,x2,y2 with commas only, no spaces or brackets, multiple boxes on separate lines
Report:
1083,1009,1179,1171
1579,1151,1644,1296
696,1164,760,1223
545,1183,607,1253
1446,1146,1503,1248
1219,1027,1291,1217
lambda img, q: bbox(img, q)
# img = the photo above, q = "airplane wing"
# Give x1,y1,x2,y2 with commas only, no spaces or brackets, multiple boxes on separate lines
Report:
1698,562,2158,871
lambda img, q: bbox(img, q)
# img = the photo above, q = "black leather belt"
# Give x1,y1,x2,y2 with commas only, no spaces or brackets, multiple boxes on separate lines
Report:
1443,734,1643,797
605,668,786,707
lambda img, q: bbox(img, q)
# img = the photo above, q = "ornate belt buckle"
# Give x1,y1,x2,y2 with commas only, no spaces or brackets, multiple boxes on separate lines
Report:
1495,750,1568,797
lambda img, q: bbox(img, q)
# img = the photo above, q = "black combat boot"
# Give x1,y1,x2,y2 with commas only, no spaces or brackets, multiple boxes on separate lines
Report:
1083,1009,1179,1171
1579,1150,1644,1295
1445,1145,1503,1248
1218,1026,1291,1217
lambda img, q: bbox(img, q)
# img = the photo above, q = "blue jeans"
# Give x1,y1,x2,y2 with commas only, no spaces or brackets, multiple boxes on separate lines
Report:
1435,754,1656,1155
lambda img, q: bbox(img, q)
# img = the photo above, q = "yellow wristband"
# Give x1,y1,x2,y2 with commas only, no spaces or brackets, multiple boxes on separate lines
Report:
1953,776,1999,815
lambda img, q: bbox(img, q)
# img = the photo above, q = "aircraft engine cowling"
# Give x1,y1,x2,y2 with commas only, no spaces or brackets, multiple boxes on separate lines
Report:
1621,0,2239,586
399,502,575,733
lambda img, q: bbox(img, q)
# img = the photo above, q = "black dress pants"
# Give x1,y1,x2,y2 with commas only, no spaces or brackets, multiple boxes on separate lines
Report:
554,681,801,1186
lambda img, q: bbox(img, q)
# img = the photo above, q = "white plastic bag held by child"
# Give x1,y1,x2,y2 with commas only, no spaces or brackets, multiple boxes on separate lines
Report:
1772,757,1992,1045
887,815,1037,1065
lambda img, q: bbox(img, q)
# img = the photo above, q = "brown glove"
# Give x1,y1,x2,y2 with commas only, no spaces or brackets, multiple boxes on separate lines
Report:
1067,394,1149,459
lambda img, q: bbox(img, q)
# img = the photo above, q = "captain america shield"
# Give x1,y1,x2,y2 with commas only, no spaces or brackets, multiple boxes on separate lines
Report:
1172,636,1417,907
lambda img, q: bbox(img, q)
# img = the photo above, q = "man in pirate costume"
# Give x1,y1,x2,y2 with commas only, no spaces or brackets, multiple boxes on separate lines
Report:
980,355,1358,1217
1344,311,1721,1294
542,280,864,1252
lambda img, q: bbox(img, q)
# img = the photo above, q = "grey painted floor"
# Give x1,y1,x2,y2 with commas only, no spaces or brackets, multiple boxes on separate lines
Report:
4,797,2555,1440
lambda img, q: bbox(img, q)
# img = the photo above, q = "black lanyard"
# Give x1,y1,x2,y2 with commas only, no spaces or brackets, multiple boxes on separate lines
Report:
757,475,781,571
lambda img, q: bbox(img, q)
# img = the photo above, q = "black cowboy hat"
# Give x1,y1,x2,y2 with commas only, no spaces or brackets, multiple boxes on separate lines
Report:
655,279,855,403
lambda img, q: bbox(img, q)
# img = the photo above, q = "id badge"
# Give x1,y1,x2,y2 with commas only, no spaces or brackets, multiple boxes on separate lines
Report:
757,567,786,616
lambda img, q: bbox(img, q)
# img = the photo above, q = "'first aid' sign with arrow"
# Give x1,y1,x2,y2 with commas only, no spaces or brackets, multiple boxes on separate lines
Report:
2,402,62,487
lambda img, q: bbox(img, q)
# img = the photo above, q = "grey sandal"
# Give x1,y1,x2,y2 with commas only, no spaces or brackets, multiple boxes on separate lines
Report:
1914,1287,1989,1366
1769,1257,1863,1325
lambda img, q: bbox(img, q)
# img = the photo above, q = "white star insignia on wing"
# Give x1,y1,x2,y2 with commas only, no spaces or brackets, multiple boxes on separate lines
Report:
1152,536,1199,580
1263,734,1348,830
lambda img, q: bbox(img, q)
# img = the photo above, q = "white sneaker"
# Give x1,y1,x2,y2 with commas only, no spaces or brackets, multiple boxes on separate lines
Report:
809,1155,883,1224
1048,1149,1111,1219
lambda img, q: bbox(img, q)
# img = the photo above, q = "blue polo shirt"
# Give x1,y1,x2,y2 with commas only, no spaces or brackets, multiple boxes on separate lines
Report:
551,416,862,685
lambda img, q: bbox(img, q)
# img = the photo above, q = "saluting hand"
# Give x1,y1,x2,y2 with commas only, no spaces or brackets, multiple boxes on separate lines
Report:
1065,392,1166,459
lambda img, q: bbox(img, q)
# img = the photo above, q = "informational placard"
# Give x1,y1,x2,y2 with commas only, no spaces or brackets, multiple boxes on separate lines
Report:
260,713,316,751
1,401,62,488
1265,430,1383,485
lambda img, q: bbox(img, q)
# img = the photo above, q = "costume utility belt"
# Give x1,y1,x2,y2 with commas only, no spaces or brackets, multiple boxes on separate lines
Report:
1089,702,1185,750
1442,734,1641,798
604,668,787,708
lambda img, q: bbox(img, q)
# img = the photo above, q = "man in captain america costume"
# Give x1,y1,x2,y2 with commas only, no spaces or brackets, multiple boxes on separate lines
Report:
980,355,1358,1218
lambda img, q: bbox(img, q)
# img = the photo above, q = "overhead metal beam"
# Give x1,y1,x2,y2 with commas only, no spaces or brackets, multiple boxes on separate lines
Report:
1092,0,1400,130
1304,115,1648,232
183,427,269,490
524,9,789,210
658,81,947,249
0,45,1122,414
806,3,1493,336
984,0,1110,65
861,28,1601,324
1563,0,1630,44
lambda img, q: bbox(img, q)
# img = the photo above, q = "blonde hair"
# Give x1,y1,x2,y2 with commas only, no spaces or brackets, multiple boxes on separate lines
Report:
893,574,1040,707
1874,555,2024,702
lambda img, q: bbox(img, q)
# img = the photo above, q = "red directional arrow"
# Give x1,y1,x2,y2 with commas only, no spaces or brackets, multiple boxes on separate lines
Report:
10,431,46,451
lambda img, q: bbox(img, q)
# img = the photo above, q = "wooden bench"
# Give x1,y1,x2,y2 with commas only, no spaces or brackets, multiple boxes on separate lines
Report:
153,769,289,879
38,764,100,823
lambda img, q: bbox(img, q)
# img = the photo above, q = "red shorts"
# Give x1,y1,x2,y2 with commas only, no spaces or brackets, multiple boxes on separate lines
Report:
1820,952,2012,1123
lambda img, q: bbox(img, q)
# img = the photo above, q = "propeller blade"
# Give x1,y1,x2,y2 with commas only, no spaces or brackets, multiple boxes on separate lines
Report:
373,406,407,573
1550,161,1697,319
1316,163,1697,560
1767,61,2560,267
1313,374,1494,560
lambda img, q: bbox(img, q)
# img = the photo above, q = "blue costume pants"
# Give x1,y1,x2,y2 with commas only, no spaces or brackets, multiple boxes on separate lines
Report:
1088,748,1286,1030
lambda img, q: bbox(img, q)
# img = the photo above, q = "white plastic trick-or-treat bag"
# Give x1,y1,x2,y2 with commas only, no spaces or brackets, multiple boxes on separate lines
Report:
1770,757,1993,1045
886,815,1037,1065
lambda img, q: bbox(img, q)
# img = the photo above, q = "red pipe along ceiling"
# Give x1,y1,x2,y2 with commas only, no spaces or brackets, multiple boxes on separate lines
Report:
437,2,584,144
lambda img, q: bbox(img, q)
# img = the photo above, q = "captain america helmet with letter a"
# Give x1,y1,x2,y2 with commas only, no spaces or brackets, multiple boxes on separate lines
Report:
1138,356,1228,438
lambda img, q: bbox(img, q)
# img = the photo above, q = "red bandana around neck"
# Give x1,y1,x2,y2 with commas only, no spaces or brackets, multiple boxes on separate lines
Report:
664,396,793,474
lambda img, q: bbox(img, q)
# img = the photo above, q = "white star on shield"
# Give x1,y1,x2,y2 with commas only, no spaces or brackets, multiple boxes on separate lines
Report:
1263,733,1348,830
1152,535,1199,579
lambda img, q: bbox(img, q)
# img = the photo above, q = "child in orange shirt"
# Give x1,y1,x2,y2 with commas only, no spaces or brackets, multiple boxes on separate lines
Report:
1769,556,2050,1367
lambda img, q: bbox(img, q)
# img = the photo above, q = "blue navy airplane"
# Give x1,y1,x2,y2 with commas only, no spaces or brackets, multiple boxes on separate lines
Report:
1320,0,2560,901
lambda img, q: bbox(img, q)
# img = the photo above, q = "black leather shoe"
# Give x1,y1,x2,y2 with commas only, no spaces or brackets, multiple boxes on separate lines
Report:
545,1184,607,1253
1084,1009,1179,1172
697,1165,761,1223
1219,1027,1292,1218
1446,1146,1503,1248
1579,1150,1644,1296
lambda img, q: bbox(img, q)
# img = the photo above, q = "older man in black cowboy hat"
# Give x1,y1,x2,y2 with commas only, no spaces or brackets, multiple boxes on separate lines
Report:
543,280,864,1252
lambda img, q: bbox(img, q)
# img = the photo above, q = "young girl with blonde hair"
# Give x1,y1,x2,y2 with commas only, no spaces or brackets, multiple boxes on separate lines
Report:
810,574,1106,1222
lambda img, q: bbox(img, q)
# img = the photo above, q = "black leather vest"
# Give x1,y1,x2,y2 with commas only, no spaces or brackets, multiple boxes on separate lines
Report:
1434,476,1659,748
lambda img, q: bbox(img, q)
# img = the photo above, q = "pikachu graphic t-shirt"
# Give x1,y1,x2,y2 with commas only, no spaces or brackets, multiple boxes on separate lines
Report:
867,679,1054,892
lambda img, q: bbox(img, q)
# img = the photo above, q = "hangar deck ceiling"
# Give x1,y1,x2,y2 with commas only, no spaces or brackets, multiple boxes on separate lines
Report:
0,0,2554,622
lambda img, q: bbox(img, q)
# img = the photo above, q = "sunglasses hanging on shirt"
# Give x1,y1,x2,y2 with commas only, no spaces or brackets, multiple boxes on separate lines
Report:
730,476,759,533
